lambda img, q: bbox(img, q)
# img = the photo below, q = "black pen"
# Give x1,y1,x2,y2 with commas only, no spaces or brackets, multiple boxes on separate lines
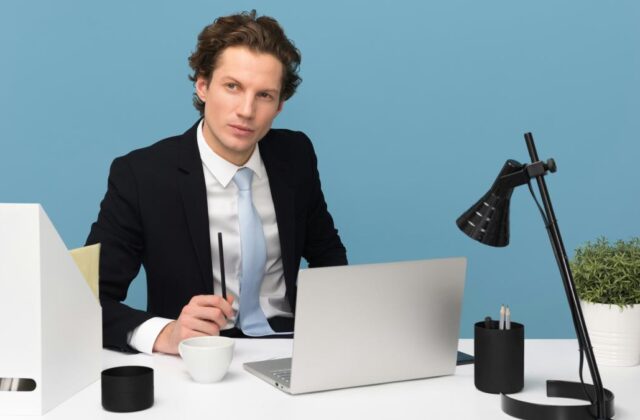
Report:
217,232,227,300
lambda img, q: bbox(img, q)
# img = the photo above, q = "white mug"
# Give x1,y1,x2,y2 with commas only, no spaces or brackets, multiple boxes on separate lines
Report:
178,336,235,383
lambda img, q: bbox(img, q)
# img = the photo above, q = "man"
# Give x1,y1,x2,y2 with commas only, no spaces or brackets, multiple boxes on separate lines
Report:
86,10,347,355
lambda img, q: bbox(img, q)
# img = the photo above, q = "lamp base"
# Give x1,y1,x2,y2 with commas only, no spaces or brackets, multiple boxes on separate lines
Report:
501,380,614,420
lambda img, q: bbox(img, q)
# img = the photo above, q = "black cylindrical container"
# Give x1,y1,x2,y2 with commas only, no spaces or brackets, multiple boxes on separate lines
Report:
102,366,154,412
474,321,524,394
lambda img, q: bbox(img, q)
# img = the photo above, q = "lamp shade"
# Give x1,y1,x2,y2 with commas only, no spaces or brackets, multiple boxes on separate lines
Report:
456,160,524,247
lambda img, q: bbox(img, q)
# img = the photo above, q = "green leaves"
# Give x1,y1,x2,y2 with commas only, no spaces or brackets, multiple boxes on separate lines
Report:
570,237,640,307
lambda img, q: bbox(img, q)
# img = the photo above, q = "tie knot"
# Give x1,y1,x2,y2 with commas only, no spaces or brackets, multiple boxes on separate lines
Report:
233,167,254,191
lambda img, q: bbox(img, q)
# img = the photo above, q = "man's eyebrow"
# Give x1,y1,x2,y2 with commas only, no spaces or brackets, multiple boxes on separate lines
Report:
219,76,241,84
218,75,280,94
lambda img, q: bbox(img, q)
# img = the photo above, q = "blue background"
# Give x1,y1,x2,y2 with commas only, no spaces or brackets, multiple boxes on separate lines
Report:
1,1,638,338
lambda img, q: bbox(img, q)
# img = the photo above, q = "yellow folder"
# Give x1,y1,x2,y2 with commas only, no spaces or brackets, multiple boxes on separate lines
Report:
69,243,100,300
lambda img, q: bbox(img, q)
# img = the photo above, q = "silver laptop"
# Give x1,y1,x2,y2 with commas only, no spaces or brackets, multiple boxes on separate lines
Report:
243,257,467,394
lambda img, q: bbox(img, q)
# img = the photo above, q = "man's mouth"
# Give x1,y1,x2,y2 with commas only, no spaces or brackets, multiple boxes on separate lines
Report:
228,124,254,134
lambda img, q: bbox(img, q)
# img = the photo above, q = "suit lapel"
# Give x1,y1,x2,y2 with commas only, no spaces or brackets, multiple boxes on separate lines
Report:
260,135,297,300
177,121,214,294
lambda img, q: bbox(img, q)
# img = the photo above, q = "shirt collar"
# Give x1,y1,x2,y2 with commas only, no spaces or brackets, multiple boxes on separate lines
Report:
196,119,266,188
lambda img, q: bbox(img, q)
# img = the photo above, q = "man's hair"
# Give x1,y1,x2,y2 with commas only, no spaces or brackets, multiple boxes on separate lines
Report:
188,10,302,116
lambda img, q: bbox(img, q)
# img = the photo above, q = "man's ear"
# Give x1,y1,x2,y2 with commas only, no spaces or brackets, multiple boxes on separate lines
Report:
195,76,210,102
276,99,285,114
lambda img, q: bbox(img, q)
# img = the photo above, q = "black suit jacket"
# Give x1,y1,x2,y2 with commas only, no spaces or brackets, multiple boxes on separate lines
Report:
86,121,347,352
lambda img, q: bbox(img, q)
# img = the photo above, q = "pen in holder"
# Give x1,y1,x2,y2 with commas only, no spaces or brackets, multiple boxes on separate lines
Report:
474,320,524,394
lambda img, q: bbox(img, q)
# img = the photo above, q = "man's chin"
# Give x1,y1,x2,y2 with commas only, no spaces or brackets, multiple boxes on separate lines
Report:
219,140,257,164
228,140,257,154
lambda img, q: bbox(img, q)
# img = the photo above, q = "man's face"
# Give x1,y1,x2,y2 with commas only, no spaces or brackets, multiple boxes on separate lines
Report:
196,46,284,166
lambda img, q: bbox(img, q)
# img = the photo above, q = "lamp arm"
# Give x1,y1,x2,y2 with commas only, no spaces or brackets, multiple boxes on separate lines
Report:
524,133,608,420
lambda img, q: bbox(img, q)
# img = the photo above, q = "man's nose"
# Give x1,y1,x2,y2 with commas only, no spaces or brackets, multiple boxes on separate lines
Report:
236,94,255,119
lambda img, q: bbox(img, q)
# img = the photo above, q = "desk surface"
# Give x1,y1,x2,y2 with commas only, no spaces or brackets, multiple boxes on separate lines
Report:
3,339,638,419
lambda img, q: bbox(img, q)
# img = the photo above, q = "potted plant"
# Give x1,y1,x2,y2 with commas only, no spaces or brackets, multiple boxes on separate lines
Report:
570,237,640,366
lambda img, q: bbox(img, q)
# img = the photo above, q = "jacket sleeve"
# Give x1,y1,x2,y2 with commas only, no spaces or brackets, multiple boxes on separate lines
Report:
301,135,348,268
86,156,154,353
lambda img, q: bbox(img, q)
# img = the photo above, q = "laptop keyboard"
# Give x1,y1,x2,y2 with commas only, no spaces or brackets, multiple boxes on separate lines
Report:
271,368,292,386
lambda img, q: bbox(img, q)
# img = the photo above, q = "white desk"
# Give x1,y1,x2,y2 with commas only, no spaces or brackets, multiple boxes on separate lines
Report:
2,339,637,419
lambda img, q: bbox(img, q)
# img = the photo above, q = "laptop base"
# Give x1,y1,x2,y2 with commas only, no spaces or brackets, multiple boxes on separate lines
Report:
244,351,474,394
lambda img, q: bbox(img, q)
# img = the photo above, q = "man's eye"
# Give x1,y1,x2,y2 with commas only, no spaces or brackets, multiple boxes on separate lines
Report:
226,83,237,90
258,92,273,100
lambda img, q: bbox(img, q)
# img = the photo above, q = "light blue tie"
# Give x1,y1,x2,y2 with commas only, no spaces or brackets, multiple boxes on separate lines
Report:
233,168,276,336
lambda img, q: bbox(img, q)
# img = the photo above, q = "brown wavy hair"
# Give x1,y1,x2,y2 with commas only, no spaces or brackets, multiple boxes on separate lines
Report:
188,10,302,116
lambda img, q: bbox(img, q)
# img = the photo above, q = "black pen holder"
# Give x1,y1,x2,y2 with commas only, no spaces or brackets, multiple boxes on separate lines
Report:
474,321,524,394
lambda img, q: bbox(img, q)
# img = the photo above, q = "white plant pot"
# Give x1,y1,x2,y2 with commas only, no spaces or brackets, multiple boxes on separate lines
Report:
580,300,640,367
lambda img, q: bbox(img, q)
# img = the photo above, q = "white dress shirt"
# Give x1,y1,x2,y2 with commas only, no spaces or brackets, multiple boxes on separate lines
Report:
128,120,292,353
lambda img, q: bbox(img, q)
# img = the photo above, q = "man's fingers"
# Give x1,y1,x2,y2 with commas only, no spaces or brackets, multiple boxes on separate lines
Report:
182,317,221,336
189,294,234,319
181,305,228,329
185,306,227,330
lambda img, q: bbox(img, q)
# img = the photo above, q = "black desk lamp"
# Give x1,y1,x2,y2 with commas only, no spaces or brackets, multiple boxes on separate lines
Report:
456,133,614,420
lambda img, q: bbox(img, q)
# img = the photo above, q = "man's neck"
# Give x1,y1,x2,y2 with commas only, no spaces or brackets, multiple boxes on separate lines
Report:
204,138,254,167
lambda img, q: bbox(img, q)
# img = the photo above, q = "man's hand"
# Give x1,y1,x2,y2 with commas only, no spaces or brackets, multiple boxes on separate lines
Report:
153,294,235,355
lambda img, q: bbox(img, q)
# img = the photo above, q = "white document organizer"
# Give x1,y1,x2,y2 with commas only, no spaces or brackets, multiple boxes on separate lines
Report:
0,204,101,415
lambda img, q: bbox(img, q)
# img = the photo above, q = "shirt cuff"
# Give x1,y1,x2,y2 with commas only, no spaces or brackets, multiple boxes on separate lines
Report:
127,317,174,354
